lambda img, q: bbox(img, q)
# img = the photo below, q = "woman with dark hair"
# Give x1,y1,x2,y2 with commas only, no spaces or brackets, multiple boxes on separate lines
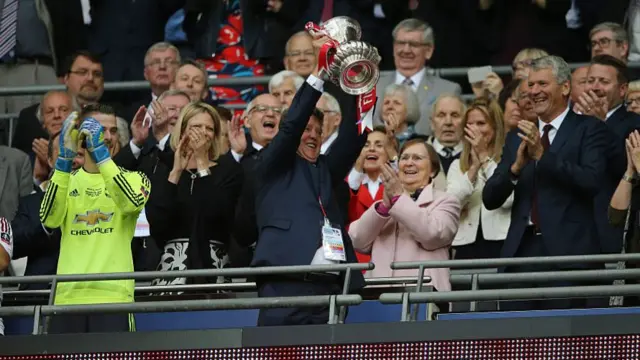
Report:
147,102,243,288
498,79,522,132
348,139,461,291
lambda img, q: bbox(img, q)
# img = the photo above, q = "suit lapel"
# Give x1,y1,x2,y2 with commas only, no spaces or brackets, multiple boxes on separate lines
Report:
549,111,577,153
606,106,626,130
0,154,7,201
418,72,435,107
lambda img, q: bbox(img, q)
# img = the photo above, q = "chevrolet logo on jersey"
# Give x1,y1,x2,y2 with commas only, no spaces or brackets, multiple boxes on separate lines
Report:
73,210,114,226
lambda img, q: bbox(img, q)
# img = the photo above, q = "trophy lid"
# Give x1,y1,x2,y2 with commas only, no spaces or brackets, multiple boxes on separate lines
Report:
321,16,362,43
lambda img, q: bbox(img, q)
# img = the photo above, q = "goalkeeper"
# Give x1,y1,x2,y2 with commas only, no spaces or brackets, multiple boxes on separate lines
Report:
40,104,151,334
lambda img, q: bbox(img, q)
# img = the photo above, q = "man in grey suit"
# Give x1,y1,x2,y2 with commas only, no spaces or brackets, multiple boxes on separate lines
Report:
0,146,32,221
374,18,462,136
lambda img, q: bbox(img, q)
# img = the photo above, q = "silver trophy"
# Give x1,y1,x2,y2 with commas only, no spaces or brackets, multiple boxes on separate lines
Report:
306,17,381,95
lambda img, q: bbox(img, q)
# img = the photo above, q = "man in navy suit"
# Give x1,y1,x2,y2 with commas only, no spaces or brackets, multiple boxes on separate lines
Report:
574,55,640,255
483,56,609,311
251,38,366,326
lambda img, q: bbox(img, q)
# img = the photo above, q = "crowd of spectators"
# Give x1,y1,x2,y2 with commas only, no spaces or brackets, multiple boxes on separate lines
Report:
1,0,640,333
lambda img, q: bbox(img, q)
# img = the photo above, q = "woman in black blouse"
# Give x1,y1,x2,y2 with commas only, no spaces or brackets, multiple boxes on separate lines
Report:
147,102,243,287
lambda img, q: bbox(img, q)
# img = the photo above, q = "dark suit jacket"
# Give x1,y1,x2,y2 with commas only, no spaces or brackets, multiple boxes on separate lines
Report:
45,0,88,77
595,107,640,254
11,104,47,160
251,80,365,291
230,144,261,268
483,110,608,265
12,190,60,290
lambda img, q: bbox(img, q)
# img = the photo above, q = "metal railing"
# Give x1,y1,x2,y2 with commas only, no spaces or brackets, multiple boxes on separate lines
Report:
4,253,640,332
0,262,375,334
381,253,640,321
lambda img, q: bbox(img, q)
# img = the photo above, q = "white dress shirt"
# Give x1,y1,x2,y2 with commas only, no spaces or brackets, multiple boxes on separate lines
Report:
129,133,171,160
347,168,382,199
394,67,426,92
537,105,570,144
432,138,463,158
231,142,264,163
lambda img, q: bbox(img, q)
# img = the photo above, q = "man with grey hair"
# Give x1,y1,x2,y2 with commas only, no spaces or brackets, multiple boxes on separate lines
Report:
483,55,610,311
269,70,304,108
114,88,191,271
316,92,342,154
590,22,629,62
373,18,462,137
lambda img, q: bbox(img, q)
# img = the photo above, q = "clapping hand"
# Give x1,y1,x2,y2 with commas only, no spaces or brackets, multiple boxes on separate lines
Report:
131,105,150,147
228,113,247,154
517,120,544,161
79,117,110,165
573,90,608,120
56,112,80,172
626,130,640,175
381,163,403,207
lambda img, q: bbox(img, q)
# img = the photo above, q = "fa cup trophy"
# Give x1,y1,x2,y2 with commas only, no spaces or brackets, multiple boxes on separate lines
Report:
305,17,379,133
305,17,381,95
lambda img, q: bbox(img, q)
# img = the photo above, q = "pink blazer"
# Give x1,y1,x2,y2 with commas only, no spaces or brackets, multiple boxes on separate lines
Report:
348,184,461,292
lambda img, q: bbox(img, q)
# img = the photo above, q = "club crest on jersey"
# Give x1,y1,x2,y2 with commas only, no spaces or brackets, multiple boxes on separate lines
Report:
140,186,149,198
0,232,10,246
73,210,114,226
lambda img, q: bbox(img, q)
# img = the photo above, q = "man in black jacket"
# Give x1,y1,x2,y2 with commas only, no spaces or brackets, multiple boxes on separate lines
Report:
113,89,190,271
251,37,366,326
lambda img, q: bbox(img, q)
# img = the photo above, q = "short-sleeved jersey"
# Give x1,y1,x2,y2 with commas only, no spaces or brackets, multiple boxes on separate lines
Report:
40,160,150,305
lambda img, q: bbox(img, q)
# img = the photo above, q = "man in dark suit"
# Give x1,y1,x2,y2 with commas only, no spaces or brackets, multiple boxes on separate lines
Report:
251,43,366,326
573,55,640,255
229,94,283,267
483,55,609,311
114,89,190,271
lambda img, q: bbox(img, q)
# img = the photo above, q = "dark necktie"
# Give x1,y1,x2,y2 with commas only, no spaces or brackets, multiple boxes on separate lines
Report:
443,147,454,159
531,124,553,228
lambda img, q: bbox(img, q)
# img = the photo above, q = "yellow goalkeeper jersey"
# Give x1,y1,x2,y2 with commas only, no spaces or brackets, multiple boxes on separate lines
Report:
40,160,150,305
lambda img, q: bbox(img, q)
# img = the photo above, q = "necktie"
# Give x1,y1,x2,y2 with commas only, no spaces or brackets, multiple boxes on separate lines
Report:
0,0,18,60
402,77,414,87
531,124,553,228
443,147,454,159
321,0,333,23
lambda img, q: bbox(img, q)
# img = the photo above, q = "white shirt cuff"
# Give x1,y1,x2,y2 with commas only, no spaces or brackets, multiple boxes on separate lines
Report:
129,140,142,160
347,168,366,191
306,74,324,92
231,150,243,163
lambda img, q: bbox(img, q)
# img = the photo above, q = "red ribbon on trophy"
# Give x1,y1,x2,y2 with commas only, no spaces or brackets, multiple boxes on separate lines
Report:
356,89,376,134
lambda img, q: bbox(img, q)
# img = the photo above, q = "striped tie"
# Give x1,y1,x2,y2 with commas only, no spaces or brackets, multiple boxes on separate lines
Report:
0,0,18,60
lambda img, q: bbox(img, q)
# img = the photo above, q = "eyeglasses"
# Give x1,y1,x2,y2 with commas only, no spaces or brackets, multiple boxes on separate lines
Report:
590,37,620,49
146,59,179,68
69,69,103,79
394,40,430,49
627,97,640,106
286,50,315,58
399,153,427,162
251,105,283,114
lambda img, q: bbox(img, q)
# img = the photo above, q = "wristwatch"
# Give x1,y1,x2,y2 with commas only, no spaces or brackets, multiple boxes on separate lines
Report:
622,173,637,184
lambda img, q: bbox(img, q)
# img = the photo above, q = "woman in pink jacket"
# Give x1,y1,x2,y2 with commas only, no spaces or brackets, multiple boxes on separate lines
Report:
348,139,461,292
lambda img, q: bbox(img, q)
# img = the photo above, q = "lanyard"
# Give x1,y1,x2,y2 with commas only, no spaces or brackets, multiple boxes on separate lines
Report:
301,161,327,220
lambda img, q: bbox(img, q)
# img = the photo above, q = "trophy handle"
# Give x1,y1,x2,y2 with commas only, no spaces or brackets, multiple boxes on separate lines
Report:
305,22,330,38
